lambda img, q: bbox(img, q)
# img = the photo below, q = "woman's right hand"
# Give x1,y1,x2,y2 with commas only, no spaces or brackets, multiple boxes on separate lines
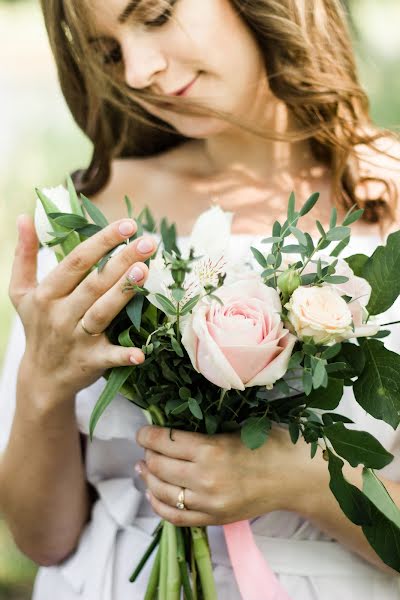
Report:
9,215,156,404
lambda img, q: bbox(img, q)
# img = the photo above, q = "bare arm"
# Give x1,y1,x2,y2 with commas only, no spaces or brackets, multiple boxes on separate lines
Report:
0,212,156,566
0,361,90,566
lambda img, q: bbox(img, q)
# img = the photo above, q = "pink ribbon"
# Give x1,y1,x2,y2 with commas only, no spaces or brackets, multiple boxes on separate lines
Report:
223,521,292,600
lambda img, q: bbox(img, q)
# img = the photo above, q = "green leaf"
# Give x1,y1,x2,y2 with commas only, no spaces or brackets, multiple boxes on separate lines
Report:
363,230,400,315
251,246,268,268
272,221,282,237
287,191,296,221
299,192,320,217
344,254,369,278
124,196,133,219
328,451,400,572
329,207,337,229
170,401,189,415
241,417,271,450
302,370,313,396
321,343,342,360
289,226,307,247
306,377,343,409
328,450,373,525
324,275,349,284
188,398,203,419
89,367,133,440
316,221,326,238
155,293,177,316
330,235,350,258
354,339,400,429
171,337,184,357
76,224,103,238
118,326,135,348
126,294,145,332
281,245,303,254
179,387,191,400
261,236,282,244
53,214,88,228
326,226,350,241
289,421,300,444
180,294,201,316
80,194,109,228
288,351,303,369
66,176,84,216
343,209,364,227
312,360,326,389
322,412,354,425
325,422,393,469
205,414,218,435
363,468,400,529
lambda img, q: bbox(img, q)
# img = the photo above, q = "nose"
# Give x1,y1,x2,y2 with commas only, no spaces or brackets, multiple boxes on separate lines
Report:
122,35,167,90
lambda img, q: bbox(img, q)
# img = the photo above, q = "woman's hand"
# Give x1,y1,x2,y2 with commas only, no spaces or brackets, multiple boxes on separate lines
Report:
9,215,157,405
136,424,319,526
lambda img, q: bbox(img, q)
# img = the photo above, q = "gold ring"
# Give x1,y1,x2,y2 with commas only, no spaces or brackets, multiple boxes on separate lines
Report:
80,316,103,337
176,488,186,510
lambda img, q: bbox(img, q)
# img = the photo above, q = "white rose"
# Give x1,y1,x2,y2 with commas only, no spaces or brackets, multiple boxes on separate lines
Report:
35,185,73,244
286,286,354,345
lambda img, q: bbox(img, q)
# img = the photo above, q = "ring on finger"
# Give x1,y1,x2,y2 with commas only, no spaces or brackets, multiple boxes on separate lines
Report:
176,487,187,511
80,315,103,337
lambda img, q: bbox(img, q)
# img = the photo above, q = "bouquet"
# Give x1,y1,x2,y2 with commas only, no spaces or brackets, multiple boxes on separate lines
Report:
35,179,400,600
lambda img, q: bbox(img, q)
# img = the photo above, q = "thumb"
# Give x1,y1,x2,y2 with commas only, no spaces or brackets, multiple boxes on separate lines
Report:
9,214,40,309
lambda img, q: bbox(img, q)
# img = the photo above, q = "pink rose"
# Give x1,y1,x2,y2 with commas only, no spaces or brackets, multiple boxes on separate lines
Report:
181,279,296,391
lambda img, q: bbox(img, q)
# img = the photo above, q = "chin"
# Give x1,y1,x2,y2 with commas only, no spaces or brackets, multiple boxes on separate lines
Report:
163,113,231,139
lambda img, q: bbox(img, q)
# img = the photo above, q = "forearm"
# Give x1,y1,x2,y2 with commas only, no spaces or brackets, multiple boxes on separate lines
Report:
291,446,399,575
0,365,90,566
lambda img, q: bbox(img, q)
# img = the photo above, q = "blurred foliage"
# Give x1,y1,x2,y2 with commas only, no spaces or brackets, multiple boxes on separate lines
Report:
0,0,399,598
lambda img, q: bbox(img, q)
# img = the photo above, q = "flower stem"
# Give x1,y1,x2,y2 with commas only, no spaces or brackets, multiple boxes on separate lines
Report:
191,527,217,600
165,522,181,600
176,527,194,600
144,545,161,600
129,527,162,582
159,522,168,599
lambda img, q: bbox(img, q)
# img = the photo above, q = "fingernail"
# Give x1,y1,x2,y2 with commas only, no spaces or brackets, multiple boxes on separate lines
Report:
135,463,142,475
130,353,144,365
137,238,154,254
128,265,144,282
119,220,136,237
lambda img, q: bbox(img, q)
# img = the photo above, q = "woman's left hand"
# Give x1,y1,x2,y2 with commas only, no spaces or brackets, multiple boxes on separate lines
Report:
135,424,317,526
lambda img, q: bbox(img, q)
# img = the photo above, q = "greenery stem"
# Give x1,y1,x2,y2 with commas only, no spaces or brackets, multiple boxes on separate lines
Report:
165,522,181,600
191,527,217,600
176,527,194,600
144,545,161,600
148,405,166,427
380,320,400,327
218,389,227,412
159,522,168,600
129,527,162,582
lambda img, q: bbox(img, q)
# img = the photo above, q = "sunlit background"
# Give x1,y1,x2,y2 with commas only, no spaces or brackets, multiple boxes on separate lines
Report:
0,0,399,597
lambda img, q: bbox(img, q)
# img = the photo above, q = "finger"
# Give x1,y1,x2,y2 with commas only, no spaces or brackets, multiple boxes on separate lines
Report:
145,490,213,527
137,462,204,512
72,260,148,333
92,338,145,368
39,219,140,298
136,426,210,462
144,449,194,489
9,215,39,309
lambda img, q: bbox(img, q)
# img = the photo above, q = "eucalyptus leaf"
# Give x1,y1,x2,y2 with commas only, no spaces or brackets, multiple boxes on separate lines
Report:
126,294,145,332
299,192,320,217
188,398,203,419
251,247,268,268
155,294,177,316
326,226,350,242
81,194,109,228
241,417,271,450
89,367,134,440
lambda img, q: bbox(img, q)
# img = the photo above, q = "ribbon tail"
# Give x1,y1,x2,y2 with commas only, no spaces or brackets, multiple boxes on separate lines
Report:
223,520,292,600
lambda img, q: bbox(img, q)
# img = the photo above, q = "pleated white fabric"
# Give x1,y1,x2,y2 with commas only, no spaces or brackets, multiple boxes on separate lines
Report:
1,235,400,600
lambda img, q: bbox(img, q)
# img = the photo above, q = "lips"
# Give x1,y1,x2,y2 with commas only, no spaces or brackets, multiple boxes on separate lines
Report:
169,75,198,96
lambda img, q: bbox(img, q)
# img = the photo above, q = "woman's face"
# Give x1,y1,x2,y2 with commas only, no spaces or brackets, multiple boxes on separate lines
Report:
87,0,271,138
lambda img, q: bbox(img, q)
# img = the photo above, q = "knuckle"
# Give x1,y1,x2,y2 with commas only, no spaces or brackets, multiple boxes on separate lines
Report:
66,252,87,273
89,306,103,326
145,451,158,473
200,474,217,493
33,286,52,308
170,513,186,527
103,228,120,248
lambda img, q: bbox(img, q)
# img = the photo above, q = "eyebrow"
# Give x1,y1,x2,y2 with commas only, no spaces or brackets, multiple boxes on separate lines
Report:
118,0,141,24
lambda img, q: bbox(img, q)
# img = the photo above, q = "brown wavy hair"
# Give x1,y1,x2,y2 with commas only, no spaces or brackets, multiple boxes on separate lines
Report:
40,0,398,224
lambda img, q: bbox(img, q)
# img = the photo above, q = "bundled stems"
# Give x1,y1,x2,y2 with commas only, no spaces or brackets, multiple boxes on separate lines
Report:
191,528,218,600
144,545,161,600
165,522,181,600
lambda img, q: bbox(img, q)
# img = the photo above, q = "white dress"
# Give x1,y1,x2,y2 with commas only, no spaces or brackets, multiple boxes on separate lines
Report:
1,233,400,600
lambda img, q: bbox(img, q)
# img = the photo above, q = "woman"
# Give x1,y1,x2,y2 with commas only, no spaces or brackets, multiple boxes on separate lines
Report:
1,0,400,598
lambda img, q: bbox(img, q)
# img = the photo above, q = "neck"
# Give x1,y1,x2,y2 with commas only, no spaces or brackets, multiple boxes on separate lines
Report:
201,96,315,181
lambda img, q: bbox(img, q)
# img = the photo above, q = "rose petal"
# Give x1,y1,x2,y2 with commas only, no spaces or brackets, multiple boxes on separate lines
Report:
246,332,297,387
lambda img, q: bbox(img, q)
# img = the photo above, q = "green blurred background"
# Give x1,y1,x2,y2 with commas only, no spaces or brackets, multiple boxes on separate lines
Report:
0,0,399,598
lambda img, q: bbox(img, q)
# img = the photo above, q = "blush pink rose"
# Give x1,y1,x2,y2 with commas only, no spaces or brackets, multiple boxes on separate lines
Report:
181,279,296,391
